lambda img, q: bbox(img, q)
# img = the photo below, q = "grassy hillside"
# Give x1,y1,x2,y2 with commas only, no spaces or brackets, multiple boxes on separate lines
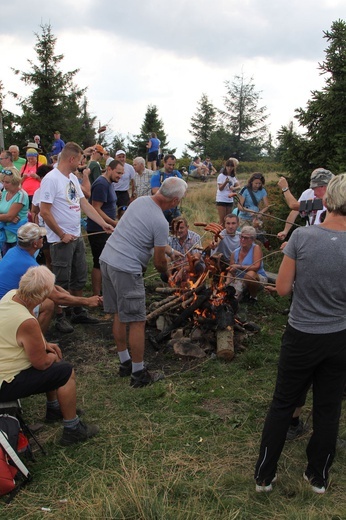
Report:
3,178,346,519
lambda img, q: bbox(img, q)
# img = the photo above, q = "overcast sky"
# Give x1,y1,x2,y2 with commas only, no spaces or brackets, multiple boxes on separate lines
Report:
1,0,345,154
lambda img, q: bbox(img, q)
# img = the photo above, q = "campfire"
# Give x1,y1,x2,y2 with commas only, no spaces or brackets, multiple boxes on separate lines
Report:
147,223,261,361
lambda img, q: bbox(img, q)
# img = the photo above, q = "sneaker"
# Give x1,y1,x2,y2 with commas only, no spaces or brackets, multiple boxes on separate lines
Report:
255,474,277,493
119,359,132,377
71,311,99,324
60,420,99,446
247,296,258,306
286,419,305,441
130,368,164,388
303,472,326,494
45,407,84,423
55,316,74,333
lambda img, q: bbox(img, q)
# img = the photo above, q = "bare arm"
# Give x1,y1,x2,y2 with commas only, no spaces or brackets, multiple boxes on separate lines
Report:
153,246,169,273
31,203,40,225
0,202,24,223
49,287,101,308
276,255,295,296
277,210,299,240
278,177,300,210
40,202,68,241
16,319,58,370
80,198,114,233
91,200,118,226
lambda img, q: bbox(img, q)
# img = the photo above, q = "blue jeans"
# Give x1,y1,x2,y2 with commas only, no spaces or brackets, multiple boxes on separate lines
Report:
254,323,346,487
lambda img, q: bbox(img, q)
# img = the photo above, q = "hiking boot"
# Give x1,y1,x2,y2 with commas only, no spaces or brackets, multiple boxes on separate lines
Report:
286,419,305,441
255,474,277,493
59,420,99,446
303,472,326,494
45,407,84,423
71,310,99,324
119,359,132,377
55,316,74,333
130,368,164,388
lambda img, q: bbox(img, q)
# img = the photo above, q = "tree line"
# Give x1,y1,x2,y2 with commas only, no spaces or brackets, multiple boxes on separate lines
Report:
1,20,346,191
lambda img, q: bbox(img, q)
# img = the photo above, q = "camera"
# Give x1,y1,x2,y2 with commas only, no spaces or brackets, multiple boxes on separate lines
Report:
299,198,323,216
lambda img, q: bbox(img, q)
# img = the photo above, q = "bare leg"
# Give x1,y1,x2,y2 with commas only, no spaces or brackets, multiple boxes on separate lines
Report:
128,321,146,362
91,267,102,296
244,272,260,298
112,313,127,352
217,205,227,226
56,370,77,420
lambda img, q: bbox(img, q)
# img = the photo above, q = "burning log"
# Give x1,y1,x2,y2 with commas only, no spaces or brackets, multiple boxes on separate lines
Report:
146,285,206,322
148,288,212,348
216,327,235,361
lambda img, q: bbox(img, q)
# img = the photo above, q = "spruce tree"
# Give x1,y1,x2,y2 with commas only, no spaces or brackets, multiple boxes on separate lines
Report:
187,93,218,156
277,19,346,190
221,73,269,160
129,104,170,158
10,23,96,150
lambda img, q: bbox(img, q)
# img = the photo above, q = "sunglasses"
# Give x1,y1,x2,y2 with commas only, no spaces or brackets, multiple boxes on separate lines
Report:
1,170,13,175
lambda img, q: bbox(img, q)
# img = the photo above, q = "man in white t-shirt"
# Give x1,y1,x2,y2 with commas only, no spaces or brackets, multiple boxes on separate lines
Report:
113,150,136,210
40,142,114,332
277,168,334,241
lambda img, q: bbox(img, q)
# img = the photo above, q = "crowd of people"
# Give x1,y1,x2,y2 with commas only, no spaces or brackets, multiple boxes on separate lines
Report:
0,135,345,495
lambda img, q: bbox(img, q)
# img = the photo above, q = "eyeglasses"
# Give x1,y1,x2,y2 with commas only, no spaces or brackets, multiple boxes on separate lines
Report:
240,235,253,240
0,157,10,161
1,170,13,175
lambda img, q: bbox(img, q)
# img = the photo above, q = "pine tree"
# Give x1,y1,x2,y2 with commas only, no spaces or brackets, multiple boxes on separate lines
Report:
277,20,346,190
295,19,346,172
10,23,96,150
187,93,218,156
129,105,171,158
221,73,269,160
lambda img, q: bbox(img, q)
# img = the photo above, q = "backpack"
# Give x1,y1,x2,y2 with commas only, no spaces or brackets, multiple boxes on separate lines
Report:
0,414,31,501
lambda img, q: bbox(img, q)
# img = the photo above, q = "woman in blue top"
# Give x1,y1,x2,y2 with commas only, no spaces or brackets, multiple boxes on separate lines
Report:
237,173,269,228
226,225,267,303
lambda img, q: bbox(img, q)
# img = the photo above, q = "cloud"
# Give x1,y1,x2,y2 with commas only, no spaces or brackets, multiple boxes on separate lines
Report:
1,1,344,153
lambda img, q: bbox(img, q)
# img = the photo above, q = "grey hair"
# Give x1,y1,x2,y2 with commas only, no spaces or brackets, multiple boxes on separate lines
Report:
241,225,257,238
324,174,346,215
9,145,19,153
159,177,187,200
133,156,145,166
17,266,55,307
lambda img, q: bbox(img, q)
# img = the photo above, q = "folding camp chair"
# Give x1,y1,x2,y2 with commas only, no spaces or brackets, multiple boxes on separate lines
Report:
0,400,46,456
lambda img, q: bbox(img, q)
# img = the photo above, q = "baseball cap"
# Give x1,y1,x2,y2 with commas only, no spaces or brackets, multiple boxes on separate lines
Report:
17,223,47,242
310,168,334,189
115,150,126,156
106,157,115,166
94,144,106,154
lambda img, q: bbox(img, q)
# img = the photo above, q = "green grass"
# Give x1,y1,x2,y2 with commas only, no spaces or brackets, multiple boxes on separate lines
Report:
3,181,346,518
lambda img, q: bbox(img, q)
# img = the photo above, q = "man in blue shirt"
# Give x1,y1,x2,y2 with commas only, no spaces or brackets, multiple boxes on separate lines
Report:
150,154,183,225
0,223,101,333
50,131,65,159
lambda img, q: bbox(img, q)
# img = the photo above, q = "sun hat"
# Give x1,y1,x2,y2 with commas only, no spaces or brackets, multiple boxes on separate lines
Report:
17,223,47,242
310,168,334,189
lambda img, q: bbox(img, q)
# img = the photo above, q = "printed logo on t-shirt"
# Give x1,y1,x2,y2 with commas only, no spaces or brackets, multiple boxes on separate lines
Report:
66,180,80,205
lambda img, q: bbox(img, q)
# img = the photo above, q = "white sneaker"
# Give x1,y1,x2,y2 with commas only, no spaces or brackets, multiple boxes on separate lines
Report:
303,473,326,494
255,474,277,492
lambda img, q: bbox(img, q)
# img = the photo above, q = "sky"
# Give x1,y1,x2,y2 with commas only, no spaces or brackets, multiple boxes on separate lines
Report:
1,0,346,155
